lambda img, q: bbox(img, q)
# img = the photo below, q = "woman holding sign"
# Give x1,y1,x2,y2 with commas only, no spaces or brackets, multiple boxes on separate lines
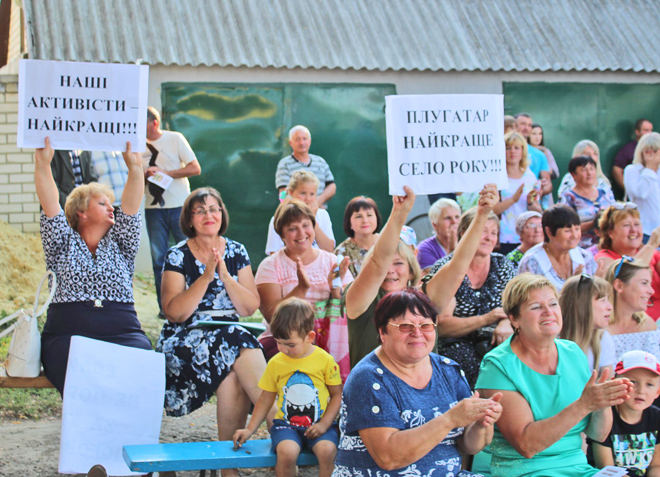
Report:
494,131,542,255
35,138,152,395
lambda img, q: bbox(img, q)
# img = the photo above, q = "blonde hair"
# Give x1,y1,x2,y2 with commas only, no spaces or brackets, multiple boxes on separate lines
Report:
363,239,422,288
633,132,660,167
559,275,612,372
286,170,319,195
605,259,651,325
503,273,557,319
572,140,611,187
504,131,529,173
598,206,641,251
64,183,115,230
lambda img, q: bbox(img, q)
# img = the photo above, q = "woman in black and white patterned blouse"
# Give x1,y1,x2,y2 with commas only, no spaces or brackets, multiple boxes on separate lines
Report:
35,137,152,395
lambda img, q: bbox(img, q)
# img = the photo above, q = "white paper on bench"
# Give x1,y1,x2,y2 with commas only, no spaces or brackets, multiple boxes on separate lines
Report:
59,336,165,475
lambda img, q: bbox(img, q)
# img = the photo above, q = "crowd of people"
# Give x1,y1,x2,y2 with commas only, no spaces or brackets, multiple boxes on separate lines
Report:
33,110,660,477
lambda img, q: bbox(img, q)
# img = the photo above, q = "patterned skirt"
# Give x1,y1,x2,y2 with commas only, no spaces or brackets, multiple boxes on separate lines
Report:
156,313,261,417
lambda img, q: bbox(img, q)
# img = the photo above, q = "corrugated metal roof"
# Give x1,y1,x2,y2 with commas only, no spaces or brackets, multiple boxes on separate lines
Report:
22,0,660,72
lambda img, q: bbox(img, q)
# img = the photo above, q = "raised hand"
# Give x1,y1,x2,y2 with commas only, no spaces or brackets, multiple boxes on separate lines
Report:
202,247,220,284
477,183,498,214
579,369,632,413
392,185,416,217
511,183,525,203
296,258,312,290
35,136,55,167
122,141,142,169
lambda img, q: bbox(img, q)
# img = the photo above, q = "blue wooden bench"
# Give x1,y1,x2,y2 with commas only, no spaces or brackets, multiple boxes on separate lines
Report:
123,439,318,476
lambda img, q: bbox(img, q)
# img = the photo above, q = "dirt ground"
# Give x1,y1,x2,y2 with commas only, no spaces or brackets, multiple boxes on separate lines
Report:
0,223,317,477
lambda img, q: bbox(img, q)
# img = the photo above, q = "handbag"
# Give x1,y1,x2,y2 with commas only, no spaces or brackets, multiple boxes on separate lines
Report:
0,271,56,377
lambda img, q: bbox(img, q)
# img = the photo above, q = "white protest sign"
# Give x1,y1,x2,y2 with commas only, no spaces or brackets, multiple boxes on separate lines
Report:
386,94,508,195
18,59,149,152
59,337,165,476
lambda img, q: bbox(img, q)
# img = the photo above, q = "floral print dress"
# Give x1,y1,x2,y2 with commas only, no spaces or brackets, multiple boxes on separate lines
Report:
156,238,260,417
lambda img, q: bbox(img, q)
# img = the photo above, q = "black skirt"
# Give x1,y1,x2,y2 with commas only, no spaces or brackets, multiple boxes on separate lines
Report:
41,301,152,395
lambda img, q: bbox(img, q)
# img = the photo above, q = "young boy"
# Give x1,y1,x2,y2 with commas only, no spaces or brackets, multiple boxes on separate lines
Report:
233,297,342,477
592,350,660,476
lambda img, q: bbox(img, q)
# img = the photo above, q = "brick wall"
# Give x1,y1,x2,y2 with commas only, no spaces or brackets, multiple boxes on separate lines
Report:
0,75,40,233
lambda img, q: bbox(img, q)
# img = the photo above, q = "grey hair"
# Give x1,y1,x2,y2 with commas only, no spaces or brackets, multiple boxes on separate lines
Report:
428,198,461,226
634,132,660,166
288,125,311,141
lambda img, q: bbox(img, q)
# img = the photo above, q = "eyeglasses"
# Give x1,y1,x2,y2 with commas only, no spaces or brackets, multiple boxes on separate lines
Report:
611,202,638,211
524,223,542,230
192,207,223,217
387,322,437,334
614,255,634,278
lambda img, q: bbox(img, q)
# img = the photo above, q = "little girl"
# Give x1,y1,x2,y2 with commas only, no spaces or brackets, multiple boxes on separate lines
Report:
265,170,335,254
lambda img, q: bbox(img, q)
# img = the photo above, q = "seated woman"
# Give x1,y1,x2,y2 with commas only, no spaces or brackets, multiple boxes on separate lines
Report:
157,187,268,464
474,273,631,477
334,196,381,277
595,204,660,320
624,131,660,242
256,199,352,364
559,156,615,248
265,170,335,254
559,275,615,375
35,139,152,395
423,208,516,389
605,257,660,361
558,140,612,196
417,197,461,274
344,184,499,370
505,211,543,269
518,205,597,291
333,288,503,477
494,131,542,255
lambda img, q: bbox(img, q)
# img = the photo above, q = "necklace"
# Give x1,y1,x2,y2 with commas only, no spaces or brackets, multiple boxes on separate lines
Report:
189,237,222,258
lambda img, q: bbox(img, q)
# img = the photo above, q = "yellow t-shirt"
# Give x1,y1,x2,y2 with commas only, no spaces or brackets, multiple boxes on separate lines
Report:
259,346,341,427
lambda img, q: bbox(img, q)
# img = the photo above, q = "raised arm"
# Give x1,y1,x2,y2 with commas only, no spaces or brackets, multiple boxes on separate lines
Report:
34,137,60,217
120,141,145,215
317,182,336,207
344,186,415,319
425,184,498,311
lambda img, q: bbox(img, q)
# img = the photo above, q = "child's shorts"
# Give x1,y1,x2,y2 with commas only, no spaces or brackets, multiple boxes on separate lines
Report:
270,419,339,452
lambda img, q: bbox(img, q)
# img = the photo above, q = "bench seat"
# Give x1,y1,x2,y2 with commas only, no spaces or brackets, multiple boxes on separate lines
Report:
0,368,53,388
123,439,318,473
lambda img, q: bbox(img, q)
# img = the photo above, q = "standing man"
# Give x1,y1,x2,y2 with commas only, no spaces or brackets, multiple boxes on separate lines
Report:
91,150,128,207
275,125,336,207
143,106,201,317
51,149,98,209
612,118,653,190
515,112,552,207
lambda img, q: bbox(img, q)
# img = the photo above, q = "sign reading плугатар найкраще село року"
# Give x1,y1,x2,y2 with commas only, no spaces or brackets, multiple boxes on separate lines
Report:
386,94,508,196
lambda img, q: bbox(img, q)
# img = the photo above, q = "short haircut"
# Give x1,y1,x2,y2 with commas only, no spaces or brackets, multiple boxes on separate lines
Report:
273,199,316,238
373,288,438,342
456,207,499,241
428,198,461,226
503,273,557,319
504,115,516,131
514,112,532,120
287,170,319,194
559,275,611,371
633,132,660,166
343,196,381,238
288,125,311,141
64,183,115,230
568,155,597,174
504,131,529,172
271,297,315,340
605,258,651,326
362,239,422,287
531,123,545,146
572,139,611,187
542,205,580,243
180,187,229,238
636,118,652,131
598,206,641,250
147,106,160,123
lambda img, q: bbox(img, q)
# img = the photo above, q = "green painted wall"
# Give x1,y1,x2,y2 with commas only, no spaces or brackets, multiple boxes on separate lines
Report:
504,82,660,199
161,83,396,267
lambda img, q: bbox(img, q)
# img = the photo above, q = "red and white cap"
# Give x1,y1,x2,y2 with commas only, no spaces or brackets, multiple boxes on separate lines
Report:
615,350,660,376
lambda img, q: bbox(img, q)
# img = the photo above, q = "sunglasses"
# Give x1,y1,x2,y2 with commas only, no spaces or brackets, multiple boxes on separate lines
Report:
387,322,437,334
610,202,638,211
614,255,634,278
